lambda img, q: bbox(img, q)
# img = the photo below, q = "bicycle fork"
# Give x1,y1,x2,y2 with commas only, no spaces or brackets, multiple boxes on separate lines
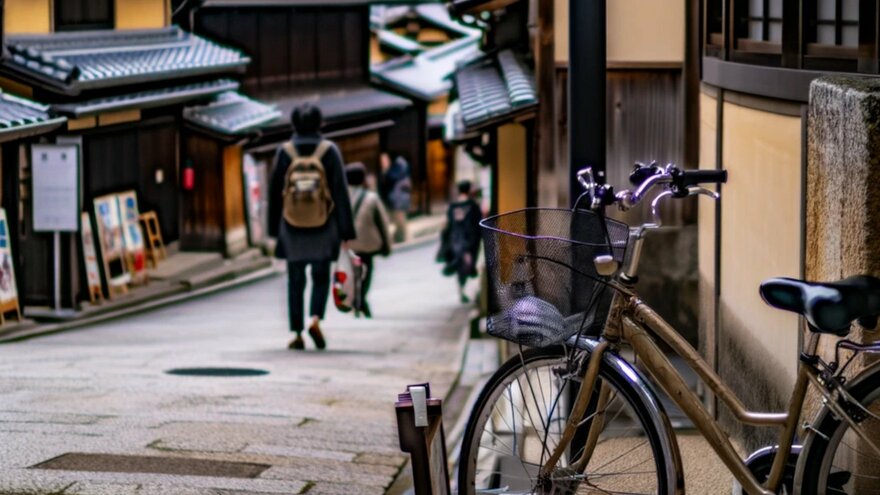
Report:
538,340,610,481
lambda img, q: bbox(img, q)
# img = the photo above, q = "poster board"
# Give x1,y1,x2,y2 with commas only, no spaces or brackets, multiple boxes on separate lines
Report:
117,190,147,284
79,212,103,304
31,144,79,233
242,153,268,245
93,194,130,298
0,209,21,324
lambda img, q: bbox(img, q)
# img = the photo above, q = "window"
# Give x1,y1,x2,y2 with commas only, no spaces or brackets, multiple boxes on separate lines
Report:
806,0,859,60
704,0,723,57
54,0,114,32
737,0,783,54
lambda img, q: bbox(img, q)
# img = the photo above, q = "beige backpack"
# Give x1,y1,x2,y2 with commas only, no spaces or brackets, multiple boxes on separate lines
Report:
281,140,335,228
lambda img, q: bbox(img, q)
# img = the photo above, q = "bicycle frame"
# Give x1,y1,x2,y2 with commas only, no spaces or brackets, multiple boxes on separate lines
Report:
537,226,822,495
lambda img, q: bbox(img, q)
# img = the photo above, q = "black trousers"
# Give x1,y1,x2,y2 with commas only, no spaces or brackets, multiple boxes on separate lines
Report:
287,260,331,332
356,252,375,304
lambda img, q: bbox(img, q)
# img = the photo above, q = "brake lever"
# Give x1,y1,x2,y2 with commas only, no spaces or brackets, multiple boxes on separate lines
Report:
688,186,720,200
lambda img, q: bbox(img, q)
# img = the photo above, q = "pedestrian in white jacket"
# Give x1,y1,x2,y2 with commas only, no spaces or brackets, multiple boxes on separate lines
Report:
345,162,391,318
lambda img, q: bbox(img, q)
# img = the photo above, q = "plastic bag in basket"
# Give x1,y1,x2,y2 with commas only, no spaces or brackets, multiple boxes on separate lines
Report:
487,296,569,347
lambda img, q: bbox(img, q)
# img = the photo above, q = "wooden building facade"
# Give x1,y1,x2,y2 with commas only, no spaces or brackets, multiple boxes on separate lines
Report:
178,0,428,225
0,0,280,309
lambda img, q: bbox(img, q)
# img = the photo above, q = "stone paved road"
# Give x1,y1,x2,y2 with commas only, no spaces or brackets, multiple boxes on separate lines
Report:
0,243,469,495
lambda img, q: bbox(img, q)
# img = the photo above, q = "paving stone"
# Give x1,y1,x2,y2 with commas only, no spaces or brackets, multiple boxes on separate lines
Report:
0,244,469,493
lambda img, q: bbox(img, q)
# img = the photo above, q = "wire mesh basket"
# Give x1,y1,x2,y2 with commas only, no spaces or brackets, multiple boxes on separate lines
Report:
481,208,630,347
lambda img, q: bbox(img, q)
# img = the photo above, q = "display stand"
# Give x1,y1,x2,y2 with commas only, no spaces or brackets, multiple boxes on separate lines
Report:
80,212,104,304
0,209,21,325
94,194,130,299
118,190,148,285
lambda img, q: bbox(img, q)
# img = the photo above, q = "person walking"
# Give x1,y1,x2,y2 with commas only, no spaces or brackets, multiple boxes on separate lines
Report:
380,152,411,243
345,162,391,318
268,104,355,350
437,180,482,303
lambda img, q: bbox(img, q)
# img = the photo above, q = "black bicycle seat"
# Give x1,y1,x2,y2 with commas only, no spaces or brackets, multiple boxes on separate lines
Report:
759,275,880,335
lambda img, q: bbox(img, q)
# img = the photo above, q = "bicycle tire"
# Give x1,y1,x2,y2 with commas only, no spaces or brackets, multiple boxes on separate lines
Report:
796,361,880,494
457,344,679,494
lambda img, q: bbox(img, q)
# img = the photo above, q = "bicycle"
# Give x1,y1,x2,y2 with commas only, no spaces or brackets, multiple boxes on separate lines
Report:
457,163,880,494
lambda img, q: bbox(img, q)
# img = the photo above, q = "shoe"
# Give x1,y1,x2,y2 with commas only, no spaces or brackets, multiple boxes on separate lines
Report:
288,334,305,350
362,301,372,319
308,323,326,350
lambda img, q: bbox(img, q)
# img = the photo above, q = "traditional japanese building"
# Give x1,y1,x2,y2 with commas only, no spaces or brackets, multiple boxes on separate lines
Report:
371,3,482,209
176,0,426,228
0,0,279,309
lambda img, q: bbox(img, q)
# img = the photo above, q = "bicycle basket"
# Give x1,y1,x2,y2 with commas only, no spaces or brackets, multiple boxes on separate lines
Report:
481,208,629,347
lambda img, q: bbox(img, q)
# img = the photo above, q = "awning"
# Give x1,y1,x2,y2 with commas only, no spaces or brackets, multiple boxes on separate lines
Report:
52,79,240,118
453,49,537,133
3,27,249,95
184,92,281,135
0,92,66,144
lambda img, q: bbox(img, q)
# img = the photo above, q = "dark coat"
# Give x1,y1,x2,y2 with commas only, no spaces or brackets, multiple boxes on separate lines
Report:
268,133,356,263
438,198,482,276
381,156,411,211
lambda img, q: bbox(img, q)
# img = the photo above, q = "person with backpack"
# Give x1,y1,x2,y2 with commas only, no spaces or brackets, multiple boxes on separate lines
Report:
345,162,391,318
379,152,411,243
268,104,355,350
437,180,482,303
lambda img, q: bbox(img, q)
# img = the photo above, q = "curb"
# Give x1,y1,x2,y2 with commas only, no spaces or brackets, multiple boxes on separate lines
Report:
0,264,284,344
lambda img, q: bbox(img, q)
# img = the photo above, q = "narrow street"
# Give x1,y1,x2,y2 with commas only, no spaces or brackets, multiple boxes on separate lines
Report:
0,242,469,495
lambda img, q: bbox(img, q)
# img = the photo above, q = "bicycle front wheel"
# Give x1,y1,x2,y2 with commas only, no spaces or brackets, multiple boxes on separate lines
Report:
797,362,880,494
458,345,676,494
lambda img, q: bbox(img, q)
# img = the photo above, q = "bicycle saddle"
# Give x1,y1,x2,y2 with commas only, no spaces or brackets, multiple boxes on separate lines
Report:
759,275,880,335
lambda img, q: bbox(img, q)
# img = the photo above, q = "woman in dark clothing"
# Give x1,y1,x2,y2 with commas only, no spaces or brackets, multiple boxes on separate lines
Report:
268,104,356,350
438,180,482,303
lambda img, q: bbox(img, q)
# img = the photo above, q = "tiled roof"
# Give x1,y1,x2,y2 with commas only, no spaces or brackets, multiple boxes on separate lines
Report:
4,27,249,93
184,92,281,135
372,38,481,101
257,85,412,133
54,79,239,117
371,4,482,102
454,49,537,132
0,92,65,143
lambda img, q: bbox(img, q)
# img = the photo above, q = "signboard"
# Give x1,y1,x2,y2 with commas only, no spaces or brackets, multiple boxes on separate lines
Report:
0,209,21,323
242,153,268,245
31,144,80,233
79,212,103,303
117,190,147,283
93,194,130,297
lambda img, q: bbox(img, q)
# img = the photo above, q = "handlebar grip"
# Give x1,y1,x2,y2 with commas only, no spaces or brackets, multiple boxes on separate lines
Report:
679,169,728,187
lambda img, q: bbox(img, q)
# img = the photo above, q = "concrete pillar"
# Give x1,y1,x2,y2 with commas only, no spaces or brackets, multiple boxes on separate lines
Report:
806,77,880,487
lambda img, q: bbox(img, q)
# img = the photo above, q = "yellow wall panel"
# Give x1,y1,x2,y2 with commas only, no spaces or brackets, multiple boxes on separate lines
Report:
116,0,167,30
497,123,527,213
555,0,684,65
720,102,802,382
698,92,717,283
5,0,51,34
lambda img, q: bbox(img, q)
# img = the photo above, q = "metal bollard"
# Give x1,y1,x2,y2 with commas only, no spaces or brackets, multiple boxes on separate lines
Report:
395,383,450,495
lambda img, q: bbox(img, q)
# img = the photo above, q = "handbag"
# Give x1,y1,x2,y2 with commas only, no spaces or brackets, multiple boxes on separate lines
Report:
332,248,365,313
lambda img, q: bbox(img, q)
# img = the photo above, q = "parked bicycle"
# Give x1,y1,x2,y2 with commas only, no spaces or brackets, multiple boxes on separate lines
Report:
458,163,880,494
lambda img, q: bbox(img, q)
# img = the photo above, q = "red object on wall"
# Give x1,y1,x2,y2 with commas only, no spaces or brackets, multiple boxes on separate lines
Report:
182,160,195,191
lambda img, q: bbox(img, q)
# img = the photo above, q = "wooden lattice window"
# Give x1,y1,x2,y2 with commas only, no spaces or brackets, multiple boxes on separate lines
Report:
54,0,114,31
737,0,783,54
806,0,859,60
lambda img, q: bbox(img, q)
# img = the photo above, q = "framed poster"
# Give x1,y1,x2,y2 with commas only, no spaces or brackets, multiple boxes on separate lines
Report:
117,190,147,282
79,212,103,304
31,143,80,233
93,194,129,297
0,209,21,323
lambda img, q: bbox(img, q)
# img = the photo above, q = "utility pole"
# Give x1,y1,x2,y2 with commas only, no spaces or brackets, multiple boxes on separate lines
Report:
568,0,606,205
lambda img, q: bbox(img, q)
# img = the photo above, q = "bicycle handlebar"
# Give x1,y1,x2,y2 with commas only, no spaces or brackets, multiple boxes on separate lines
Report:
575,162,728,221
